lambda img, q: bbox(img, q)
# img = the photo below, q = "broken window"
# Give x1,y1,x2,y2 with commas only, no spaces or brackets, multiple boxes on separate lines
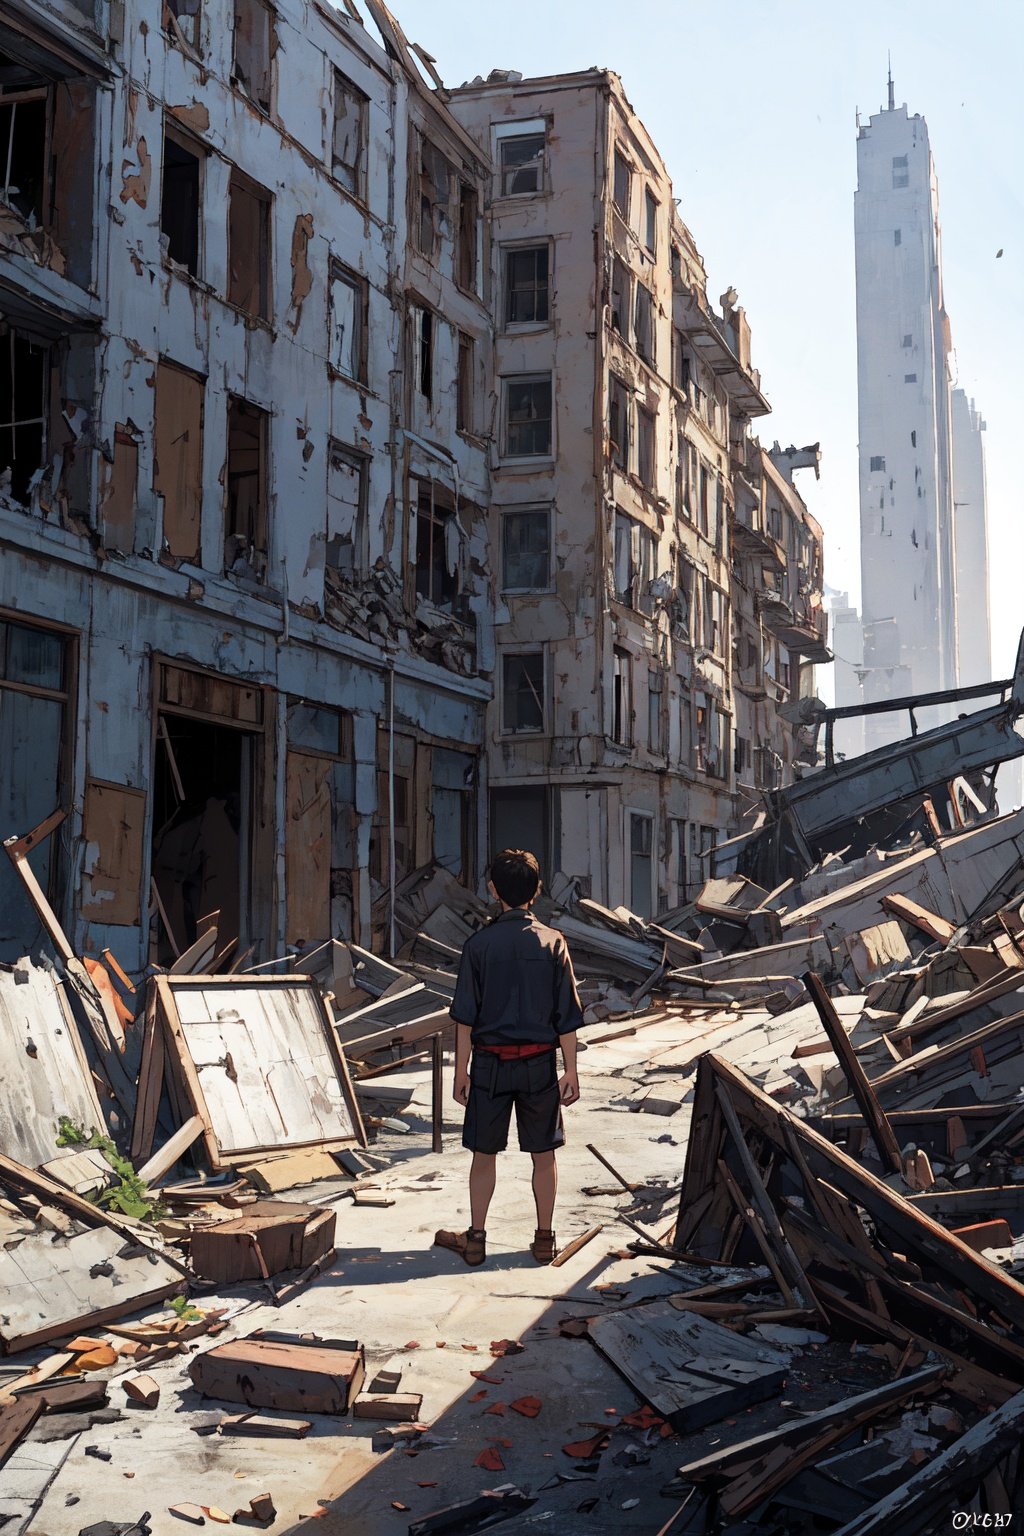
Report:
634,285,654,363
869,454,885,471
610,257,629,336
647,669,665,755
504,375,552,457
903,333,913,347
905,372,917,383
411,305,434,402
505,246,549,325
227,168,271,319
416,137,451,258
673,818,688,902
458,182,478,289
694,692,708,772
0,88,46,224
614,512,654,613
612,648,632,745
0,618,71,955
502,508,550,591
502,651,545,733
329,262,366,381
644,188,658,253
636,405,655,489
232,0,274,114
608,373,630,470
629,812,653,920
332,70,367,197
165,0,201,50
457,332,474,434
326,442,367,578
0,328,48,505
499,132,544,196
161,130,201,275
414,485,458,610
154,359,204,560
894,228,902,246
698,460,709,536
613,149,631,219
892,154,909,189
225,395,269,580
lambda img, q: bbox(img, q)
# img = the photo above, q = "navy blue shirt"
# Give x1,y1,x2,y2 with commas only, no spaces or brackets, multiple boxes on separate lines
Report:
450,908,584,1046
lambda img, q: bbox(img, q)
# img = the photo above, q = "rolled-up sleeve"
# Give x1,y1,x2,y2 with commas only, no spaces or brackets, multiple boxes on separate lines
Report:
450,941,480,1027
551,937,584,1035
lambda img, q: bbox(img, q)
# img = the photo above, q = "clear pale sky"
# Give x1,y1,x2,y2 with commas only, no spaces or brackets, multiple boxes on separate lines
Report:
394,0,1023,684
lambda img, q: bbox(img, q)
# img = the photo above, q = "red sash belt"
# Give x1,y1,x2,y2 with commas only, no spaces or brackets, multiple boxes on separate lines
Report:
476,1041,556,1062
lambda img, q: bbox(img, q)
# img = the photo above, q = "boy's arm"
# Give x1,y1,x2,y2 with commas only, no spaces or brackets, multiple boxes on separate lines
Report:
453,1022,473,1105
558,1030,580,1105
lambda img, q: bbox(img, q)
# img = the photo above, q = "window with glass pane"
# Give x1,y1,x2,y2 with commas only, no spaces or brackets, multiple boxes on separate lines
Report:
505,246,549,324
332,71,367,197
503,652,545,733
500,133,544,196
503,509,550,590
505,376,552,456
329,265,365,381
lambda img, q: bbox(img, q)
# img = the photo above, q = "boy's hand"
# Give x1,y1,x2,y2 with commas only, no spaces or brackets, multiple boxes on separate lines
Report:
453,1071,471,1106
559,1071,580,1106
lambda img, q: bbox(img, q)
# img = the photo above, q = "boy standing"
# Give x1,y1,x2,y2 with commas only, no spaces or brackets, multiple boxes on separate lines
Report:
434,848,583,1266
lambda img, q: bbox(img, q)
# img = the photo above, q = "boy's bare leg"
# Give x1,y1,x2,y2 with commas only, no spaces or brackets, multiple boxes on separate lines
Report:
531,1149,557,1231
470,1151,497,1231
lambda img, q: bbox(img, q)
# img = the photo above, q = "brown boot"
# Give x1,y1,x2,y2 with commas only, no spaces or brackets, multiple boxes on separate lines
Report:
434,1227,486,1266
530,1228,557,1264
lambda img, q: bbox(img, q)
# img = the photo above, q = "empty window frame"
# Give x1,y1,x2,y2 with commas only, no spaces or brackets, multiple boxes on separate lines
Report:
416,137,452,258
505,245,549,325
161,130,201,275
499,131,544,196
329,262,367,382
613,511,654,613
903,333,913,347
414,485,458,610
644,188,658,253
502,651,545,733
457,182,478,289
227,168,271,319
894,228,902,246
610,257,630,338
636,404,655,489
698,460,709,536
0,88,47,225
634,282,654,364
612,647,632,745
891,154,909,189
504,375,552,457
325,442,367,578
457,332,474,434
0,327,48,504
869,454,885,471
628,811,653,920
225,395,269,579
502,507,550,591
332,70,367,197
411,305,435,403
608,373,630,470
166,0,201,49
232,0,274,113
154,359,204,560
905,372,917,383
612,148,631,219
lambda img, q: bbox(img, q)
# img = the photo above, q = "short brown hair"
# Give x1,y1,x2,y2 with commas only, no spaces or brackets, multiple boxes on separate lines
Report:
489,848,541,907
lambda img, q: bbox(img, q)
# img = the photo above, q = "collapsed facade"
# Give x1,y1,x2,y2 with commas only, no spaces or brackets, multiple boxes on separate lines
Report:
0,1,828,965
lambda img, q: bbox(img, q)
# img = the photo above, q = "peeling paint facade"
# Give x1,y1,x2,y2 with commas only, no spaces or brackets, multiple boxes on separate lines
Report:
0,0,491,966
449,69,830,914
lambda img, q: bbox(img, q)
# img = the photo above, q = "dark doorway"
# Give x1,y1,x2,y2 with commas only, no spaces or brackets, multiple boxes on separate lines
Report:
150,713,252,964
489,785,549,883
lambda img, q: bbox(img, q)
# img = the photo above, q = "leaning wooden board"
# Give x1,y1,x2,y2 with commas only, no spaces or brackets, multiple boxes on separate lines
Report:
133,975,366,1169
189,1335,365,1414
587,1302,790,1433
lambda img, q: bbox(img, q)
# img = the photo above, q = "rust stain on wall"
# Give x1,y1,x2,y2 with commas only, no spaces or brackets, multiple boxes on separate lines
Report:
120,136,152,207
288,213,315,332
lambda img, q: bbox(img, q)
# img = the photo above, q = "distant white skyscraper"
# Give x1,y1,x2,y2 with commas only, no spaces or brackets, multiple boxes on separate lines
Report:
951,388,992,687
854,76,968,748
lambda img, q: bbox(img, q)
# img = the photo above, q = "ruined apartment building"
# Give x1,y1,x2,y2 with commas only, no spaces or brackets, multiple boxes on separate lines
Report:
449,69,828,916
0,0,492,967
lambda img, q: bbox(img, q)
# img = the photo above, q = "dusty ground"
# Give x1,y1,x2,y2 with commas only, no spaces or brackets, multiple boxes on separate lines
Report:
7,1015,872,1536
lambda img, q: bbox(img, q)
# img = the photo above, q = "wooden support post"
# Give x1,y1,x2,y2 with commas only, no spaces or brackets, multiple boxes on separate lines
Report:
803,971,902,1175
431,1032,443,1156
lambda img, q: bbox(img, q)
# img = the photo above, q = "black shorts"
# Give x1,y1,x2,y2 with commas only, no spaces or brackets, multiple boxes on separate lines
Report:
462,1051,565,1155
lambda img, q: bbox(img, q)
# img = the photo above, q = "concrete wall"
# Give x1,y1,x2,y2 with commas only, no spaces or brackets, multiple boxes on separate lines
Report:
951,388,992,688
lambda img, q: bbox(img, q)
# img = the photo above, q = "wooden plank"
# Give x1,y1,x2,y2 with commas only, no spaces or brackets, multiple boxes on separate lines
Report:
130,981,167,1165
189,1337,365,1414
217,1411,312,1438
2,836,74,962
0,1395,44,1469
832,1386,1024,1535
136,1115,204,1185
550,1225,604,1268
881,892,957,944
889,968,1024,1045
587,1300,789,1435
803,971,902,1173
